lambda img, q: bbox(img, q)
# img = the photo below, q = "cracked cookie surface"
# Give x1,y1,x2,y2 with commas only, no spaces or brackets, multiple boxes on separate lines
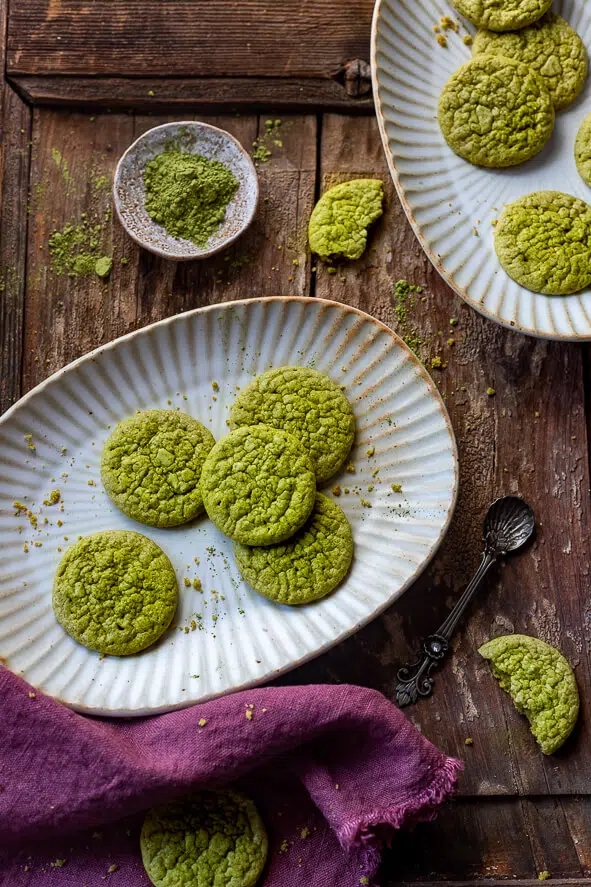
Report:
479,634,579,754
52,530,178,655
575,113,591,186
141,789,268,887
234,493,353,604
101,410,215,528
201,425,316,546
494,190,591,294
438,55,554,168
308,178,384,261
229,366,355,482
473,13,587,110
453,0,552,31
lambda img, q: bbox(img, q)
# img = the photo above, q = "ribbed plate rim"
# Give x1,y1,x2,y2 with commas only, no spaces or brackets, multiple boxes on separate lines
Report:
371,0,591,342
0,296,459,716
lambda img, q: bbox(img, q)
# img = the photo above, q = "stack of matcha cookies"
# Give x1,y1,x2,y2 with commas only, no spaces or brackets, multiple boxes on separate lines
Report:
202,366,355,605
52,366,356,658
439,2,591,296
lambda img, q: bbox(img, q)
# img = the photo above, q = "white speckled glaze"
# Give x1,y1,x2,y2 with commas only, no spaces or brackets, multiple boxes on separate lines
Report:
0,298,457,716
113,121,259,260
372,0,591,340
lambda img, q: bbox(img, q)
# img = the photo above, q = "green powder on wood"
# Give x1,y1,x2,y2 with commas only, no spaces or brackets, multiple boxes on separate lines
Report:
143,149,239,247
49,217,112,280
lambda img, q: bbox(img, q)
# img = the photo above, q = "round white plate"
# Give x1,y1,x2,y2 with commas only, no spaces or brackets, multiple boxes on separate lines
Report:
0,298,458,716
372,0,591,340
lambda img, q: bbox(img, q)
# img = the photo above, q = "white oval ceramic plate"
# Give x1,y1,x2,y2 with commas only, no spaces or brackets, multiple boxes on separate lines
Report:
372,0,591,340
0,298,457,716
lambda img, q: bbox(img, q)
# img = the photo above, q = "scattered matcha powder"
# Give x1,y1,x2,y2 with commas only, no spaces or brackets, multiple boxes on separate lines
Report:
391,483,402,493
198,718,207,727
42,489,61,506
487,387,496,397
144,148,238,246
252,119,284,165
95,256,113,279
24,433,36,452
538,873,551,881
465,737,473,746
50,859,67,868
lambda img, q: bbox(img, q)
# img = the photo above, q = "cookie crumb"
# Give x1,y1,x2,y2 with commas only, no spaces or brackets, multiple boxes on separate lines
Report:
198,718,207,727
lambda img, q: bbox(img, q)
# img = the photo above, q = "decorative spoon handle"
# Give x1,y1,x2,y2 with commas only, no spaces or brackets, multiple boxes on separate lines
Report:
395,496,535,708
395,550,497,707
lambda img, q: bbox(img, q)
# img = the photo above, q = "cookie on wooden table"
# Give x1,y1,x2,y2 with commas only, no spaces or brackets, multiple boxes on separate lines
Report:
479,634,579,754
308,178,384,261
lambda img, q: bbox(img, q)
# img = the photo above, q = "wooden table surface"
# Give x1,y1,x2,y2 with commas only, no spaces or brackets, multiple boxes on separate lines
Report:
1,1,590,883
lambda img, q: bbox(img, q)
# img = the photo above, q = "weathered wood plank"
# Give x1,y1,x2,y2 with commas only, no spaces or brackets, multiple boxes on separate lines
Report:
7,1,372,79
22,110,136,392
21,111,316,393
10,75,373,113
300,113,591,797
133,113,316,327
383,797,590,883
0,0,31,414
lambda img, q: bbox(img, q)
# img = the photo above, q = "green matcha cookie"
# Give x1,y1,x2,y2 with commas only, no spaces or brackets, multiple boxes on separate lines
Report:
229,366,355,483
308,179,384,261
479,634,579,754
575,113,591,186
201,425,316,546
494,191,591,295
141,789,268,887
52,530,178,655
452,0,552,31
101,410,215,528
438,55,554,168
473,14,587,110
234,493,353,605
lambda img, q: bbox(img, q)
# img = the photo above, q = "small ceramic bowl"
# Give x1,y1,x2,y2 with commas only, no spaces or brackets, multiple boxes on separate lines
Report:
113,121,259,260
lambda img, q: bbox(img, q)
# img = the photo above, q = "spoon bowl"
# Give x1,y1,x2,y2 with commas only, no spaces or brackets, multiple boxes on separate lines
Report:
484,496,536,556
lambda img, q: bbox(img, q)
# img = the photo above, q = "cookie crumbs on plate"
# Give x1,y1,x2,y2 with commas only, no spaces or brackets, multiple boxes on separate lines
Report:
332,485,341,496
183,577,191,587
463,34,473,45
346,462,355,473
42,489,61,506
440,15,458,31
436,35,448,47
366,446,375,457
391,483,402,493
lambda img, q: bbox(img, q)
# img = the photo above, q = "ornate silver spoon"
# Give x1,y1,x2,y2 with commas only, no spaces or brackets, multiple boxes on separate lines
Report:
395,496,535,707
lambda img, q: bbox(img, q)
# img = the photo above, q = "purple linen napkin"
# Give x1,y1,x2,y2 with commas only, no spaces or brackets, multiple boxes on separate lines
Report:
0,668,461,886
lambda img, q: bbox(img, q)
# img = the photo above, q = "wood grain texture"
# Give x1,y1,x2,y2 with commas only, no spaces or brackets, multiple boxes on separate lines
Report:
21,112,316,391
7,1,372,78
0,0,31,413
288,113,591,798
383,797,591,883
10,75,373,113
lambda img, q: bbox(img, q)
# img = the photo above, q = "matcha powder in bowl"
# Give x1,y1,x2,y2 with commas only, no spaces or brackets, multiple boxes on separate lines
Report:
114,121,259,259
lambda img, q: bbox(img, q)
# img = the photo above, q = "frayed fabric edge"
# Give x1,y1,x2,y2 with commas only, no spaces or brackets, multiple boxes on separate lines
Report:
338,755,463,850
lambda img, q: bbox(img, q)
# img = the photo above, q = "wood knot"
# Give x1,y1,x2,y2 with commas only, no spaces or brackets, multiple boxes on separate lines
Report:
333,58,372,98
